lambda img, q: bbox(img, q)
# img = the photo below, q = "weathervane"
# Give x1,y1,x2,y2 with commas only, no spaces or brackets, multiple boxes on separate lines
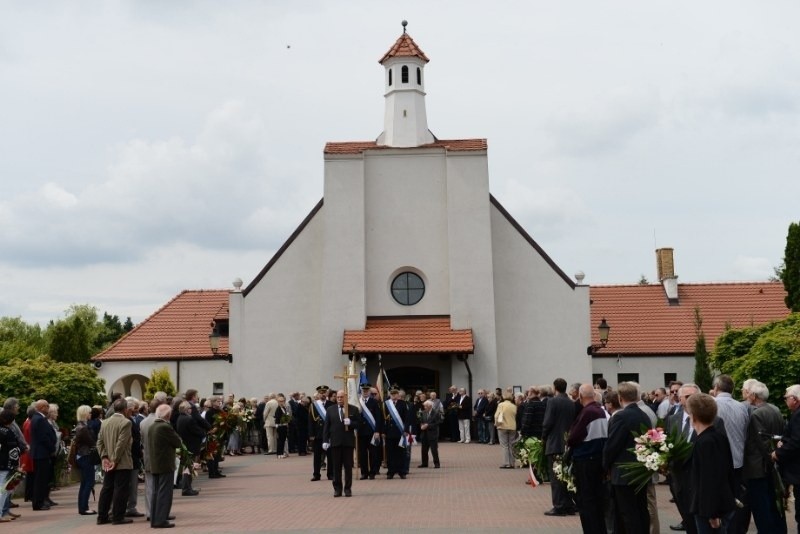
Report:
402,20,407,34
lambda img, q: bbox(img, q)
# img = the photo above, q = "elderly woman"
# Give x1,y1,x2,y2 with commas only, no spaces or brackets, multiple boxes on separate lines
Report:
495,392,518,469
73,405,97,515
47,403,63,492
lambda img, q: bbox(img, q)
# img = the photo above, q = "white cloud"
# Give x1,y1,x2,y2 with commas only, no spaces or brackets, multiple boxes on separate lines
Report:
733,256,774,280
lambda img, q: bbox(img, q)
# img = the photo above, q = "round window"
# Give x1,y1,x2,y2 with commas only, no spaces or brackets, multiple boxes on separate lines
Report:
391,272,425,306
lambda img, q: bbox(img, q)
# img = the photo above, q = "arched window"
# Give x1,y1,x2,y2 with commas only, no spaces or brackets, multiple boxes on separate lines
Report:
388,68,392,86
401,65,409,84
416,67,421,85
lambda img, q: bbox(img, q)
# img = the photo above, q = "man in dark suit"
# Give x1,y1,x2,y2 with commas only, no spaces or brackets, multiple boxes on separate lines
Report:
147,404,182,529
444,386,460,442
774,384,800,534
603,381,652,534
356,383,383,480
30,399,57,511
383,386,411,479
542,378,578,516
474,389,489,444
418,400,442,468
667,383,700,534
175,400,206,496
96,397,134,525
323,390,361,497
309,385,333,481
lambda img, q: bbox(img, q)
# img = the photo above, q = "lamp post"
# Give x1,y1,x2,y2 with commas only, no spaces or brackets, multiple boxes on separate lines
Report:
586,318,611,355
209,326,221,355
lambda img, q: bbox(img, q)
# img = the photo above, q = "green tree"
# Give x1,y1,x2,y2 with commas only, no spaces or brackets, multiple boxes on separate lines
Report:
781,222,800,312
712,314,800,416
143,367,177,401
46,315,92,363
693,307,713,393
0,355,106,427
95,312,126,350
0,316,46,362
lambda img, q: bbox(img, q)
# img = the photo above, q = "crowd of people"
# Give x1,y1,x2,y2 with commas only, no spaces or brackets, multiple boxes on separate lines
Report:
3,373,800,532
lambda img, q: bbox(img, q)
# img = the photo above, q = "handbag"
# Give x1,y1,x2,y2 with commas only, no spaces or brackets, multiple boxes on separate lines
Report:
88,447,101,466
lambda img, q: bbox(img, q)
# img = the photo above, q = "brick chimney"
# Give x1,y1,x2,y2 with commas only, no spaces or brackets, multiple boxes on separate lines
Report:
656,248,679,305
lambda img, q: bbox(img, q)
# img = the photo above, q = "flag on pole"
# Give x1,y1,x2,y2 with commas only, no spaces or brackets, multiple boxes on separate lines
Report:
347,359,359,408
527,463,540,488
359,368,368,388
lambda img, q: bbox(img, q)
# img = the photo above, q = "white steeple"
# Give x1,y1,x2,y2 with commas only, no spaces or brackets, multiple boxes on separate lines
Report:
376,22,435,148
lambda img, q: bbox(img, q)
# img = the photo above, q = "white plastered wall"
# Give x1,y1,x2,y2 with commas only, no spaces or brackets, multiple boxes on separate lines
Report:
96,359,231,400
592,355,695,390
490,205,591,387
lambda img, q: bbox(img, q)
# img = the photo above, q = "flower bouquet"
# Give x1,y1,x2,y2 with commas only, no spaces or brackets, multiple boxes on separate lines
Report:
177,443,199,478
552,454,576,493
619,425,692,493
279,413,293,425
513,437,546,473
1,468,24,496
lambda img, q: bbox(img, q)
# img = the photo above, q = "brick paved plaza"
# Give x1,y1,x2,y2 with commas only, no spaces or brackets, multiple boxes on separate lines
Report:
9,441,787,533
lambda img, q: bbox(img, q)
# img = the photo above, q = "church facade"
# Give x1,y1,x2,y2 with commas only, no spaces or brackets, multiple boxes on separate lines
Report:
227,29,590,396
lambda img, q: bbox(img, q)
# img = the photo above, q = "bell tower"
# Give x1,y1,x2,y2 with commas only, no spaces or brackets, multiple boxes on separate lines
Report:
376,21,435,148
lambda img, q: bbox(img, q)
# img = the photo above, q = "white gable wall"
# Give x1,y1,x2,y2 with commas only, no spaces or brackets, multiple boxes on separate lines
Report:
236,210,324,394
445,151,499,389
490,205,591,386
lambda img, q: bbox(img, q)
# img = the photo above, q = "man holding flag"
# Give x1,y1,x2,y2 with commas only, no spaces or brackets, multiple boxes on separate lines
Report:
357,383,383,480
383,385,411,479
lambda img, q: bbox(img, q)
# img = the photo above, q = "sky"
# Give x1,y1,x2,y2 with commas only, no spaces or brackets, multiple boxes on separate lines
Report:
1,1,799,326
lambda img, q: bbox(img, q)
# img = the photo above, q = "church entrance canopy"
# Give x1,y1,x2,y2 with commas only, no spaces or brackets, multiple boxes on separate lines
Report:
341,316,474,355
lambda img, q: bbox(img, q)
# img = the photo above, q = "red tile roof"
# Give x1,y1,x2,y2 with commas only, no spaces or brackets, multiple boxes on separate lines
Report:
342,316,474,354
589,282,790,356
324,139,487,154
93,290,230,361
379,32,429,64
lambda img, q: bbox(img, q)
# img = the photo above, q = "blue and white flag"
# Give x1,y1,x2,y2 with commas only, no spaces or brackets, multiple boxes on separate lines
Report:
359,396,377,432
385,400,408,448
313,399,327,421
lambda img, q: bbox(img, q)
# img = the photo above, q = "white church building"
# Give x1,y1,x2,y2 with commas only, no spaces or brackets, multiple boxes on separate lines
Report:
94,28,591,398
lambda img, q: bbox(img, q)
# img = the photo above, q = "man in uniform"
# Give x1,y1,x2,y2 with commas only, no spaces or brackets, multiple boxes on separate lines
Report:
309,386,333,481
357,383,383,480
383,386,410,479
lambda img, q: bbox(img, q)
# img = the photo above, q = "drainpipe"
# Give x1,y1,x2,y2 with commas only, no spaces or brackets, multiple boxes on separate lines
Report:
457,354,473,400
176,360,181,392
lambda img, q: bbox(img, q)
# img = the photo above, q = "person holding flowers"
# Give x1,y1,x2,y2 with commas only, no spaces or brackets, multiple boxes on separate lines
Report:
686,392,737,534
602,381,652,534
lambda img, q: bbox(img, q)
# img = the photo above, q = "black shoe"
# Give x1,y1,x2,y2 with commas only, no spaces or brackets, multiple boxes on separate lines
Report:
417,464,428,468
399,474,406,479
344,489,352,497
181,489,200,496
33,505,51,511
387,474,394,480
434,464,440,468
80,510,97,515
333,491,342,498
97,518,110,525
359,475,368,480
152,522,175,528
46,500,59,506
126,511,145,517
209,473,226,478
669,523,686,531
112,518,133,524
564,508,578,516
310,476,321,481
368,475,375,479
544,508,567,517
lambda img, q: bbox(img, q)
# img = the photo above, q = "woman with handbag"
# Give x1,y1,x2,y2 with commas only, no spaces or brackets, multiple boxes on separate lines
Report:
72,405,98,516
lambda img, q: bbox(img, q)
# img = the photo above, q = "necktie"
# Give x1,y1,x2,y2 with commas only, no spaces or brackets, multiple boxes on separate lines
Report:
339,407,344,421
682,416,691,439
